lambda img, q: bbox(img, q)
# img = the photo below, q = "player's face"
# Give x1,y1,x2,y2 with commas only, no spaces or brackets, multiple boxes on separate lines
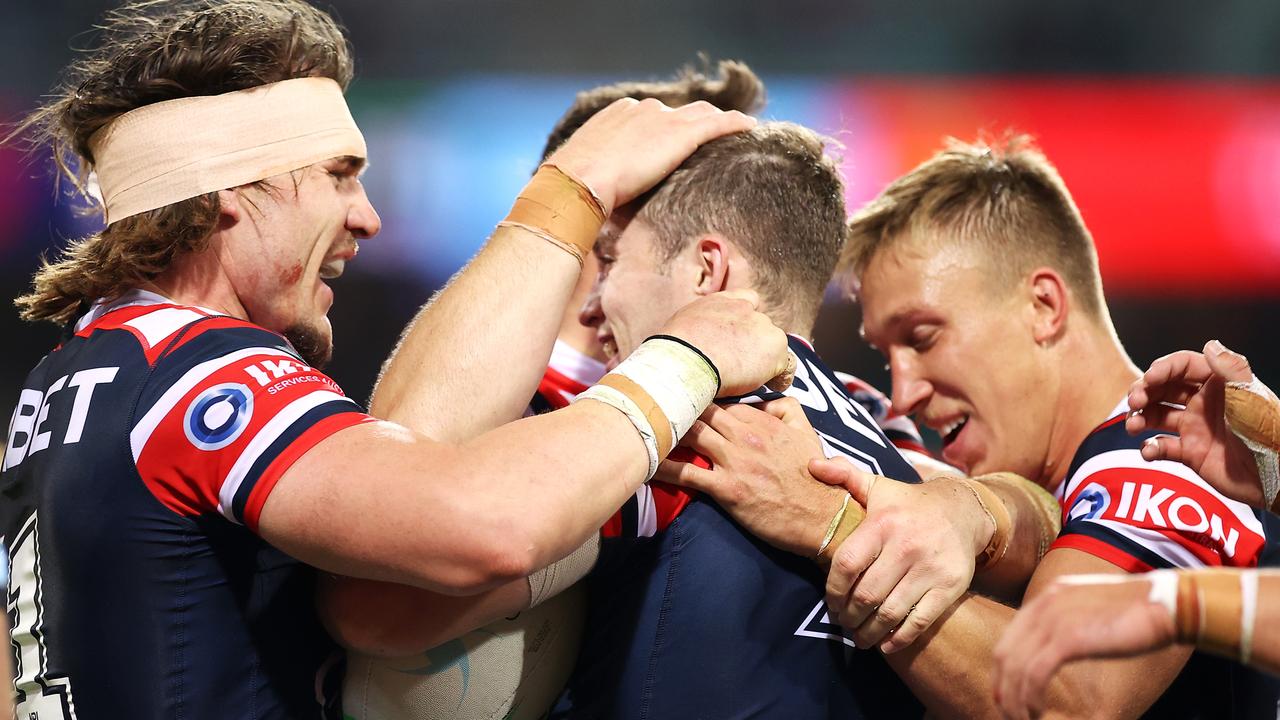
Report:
859,239,1056,481
580,214,701,369
227,156,380,367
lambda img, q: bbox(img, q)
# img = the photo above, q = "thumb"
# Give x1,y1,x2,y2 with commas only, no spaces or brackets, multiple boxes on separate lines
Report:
809,458,877,505
1204,340,1253,384
759,397,809,431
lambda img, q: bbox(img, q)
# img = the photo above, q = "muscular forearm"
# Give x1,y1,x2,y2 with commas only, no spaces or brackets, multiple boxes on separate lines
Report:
370,227,581,440
317,574,532,657
887,594,1089,718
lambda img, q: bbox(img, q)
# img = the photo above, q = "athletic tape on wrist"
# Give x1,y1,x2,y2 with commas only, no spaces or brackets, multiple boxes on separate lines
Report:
1169,568,1255,664
959,478,1013,572
1146,569,1179,616
816,493,852,558
576,383,662,478
969,472,1061,562
500,164,606,264
616,337,720,441
574,337,720,479
1241,570,1258,665
1224,376,1280,509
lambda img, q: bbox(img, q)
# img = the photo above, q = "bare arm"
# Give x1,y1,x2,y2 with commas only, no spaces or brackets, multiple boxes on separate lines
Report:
261,402,644,594
994,568,1280,719
369,99,757,439
884,549,1192,720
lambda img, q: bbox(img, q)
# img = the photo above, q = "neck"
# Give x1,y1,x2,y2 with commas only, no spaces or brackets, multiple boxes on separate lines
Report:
145,244,249,320
1039,315,1142,488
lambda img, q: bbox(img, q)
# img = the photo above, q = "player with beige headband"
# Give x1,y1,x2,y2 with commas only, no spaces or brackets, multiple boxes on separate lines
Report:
1,2,788,718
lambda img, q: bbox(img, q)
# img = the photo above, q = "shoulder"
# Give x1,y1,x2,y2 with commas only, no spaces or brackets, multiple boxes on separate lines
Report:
1055,413,1268,570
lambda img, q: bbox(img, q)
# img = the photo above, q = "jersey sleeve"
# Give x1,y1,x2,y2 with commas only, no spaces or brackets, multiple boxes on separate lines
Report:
1052,445,1267,572
129,323,374,532
601,455,699,541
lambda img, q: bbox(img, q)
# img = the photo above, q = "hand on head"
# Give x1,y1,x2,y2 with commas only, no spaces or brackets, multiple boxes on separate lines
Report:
546,98,756,218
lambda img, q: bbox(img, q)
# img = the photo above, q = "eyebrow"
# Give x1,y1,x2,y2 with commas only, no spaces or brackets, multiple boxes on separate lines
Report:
333,155,368,175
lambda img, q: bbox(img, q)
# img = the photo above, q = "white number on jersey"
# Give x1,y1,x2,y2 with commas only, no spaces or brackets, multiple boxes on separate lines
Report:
8,512,77,719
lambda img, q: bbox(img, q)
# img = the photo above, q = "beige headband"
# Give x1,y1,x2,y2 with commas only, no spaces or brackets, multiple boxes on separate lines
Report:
88,77,367,224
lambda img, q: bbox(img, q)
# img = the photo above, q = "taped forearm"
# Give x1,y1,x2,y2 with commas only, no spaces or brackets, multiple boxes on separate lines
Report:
963,472,1060,599
1151,568,1280,674
370,165,605,440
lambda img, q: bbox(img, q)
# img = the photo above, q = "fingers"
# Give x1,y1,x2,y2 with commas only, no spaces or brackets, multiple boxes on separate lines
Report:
850,565,919,648
1203,339,1254,384
679,416,733,462
810,458,877,505
1131,350,1211,411
824,526,882,626
1126,403,1185,436
654,457,719,493
880,586,955,653
759,396,810,430
698,404,748,438
1140,434,1183,463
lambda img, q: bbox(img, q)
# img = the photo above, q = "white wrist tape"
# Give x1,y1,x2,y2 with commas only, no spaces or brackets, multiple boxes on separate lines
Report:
614,336,720,441
575,337,719,479
1241,569,1259,665
1225,376,1280,507
1146,569,1179,617
577,383,662,478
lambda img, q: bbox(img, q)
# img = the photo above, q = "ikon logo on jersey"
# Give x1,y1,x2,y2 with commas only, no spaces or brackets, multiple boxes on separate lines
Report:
183,383,254,451
1067,466,1264,562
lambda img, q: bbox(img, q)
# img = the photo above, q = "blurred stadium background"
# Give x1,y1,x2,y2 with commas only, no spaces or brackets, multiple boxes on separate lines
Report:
3,1,1278,433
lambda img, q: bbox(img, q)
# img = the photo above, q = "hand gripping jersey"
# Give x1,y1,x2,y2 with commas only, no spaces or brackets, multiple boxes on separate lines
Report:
1054,400,1280,719
553,336,925,720
1,291,372,719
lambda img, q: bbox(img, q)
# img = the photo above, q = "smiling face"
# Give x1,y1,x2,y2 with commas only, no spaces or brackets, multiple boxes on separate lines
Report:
223,155,380,367
578,213,701,369
858,237,1057,481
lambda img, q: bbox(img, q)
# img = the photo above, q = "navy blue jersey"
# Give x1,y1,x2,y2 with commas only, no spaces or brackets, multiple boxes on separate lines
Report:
2,292,371,718
554,336,924,720
1054,400,1280,719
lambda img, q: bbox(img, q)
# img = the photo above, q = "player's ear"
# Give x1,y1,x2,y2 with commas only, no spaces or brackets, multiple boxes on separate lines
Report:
1028,267,1069,345
216,188,244,225
693,234,731,296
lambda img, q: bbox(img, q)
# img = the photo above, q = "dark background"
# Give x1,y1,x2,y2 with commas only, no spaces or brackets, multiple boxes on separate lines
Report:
2,1,1278,433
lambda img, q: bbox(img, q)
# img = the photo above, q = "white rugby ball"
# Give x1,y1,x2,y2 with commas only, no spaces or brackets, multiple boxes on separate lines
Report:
343,584,585,720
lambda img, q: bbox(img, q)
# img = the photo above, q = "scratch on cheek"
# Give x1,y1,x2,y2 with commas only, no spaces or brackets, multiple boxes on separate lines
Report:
280,263,304,284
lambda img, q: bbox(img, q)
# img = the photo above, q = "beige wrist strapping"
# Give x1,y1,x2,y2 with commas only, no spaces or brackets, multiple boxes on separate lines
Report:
968,472,1061,565
1223,375,1280,511
575,336,720,479
958,477,1014,571
1148,568,1259,665
816,491,867,563
497,163,607,266
88,77,367,224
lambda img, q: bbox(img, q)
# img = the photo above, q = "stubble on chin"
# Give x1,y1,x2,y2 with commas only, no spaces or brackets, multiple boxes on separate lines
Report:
283,322,333,369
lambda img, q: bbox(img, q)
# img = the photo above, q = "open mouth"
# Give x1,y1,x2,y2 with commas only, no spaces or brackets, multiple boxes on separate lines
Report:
319,258,346,280
939,415,969,448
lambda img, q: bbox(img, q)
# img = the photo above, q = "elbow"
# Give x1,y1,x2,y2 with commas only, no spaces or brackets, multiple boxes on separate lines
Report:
418,524,538,596
317,578,425,657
